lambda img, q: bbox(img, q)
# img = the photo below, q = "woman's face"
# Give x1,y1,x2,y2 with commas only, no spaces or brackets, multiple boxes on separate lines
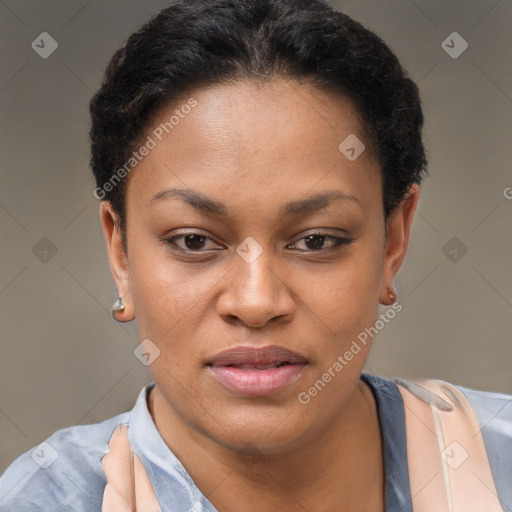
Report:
101,79,418,453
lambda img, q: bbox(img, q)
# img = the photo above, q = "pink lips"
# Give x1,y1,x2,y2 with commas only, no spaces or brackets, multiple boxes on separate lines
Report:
207,345,307,397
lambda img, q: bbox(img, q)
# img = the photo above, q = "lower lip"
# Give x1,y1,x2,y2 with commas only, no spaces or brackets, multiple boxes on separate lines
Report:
208,364,306,397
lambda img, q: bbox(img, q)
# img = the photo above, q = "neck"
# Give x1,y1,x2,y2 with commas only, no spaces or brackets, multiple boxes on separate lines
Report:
148,379,384,512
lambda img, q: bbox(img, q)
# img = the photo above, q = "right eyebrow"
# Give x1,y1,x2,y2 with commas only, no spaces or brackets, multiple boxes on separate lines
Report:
148,188,228,216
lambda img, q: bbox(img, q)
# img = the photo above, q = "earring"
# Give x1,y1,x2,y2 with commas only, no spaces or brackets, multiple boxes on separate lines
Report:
387,286,397,305
111,296,125,320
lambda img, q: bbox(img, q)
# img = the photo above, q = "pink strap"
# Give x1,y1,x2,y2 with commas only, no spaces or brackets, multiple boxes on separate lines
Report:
396,378,503,511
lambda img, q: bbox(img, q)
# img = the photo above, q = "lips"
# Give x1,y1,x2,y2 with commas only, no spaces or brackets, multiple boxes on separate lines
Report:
207,345,308,396
208,345,307,367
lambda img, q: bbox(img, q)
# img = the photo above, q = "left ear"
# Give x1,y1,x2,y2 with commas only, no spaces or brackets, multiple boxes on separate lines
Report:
379,183,420,305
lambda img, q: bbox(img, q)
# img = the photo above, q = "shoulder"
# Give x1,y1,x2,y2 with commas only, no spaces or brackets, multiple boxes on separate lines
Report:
455,383,512,434
0,411,130,512
390,375,512,507
388,374,512,445
455,383,512,499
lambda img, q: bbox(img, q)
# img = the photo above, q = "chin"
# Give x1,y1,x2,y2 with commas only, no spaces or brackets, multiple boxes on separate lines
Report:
205,403,314,454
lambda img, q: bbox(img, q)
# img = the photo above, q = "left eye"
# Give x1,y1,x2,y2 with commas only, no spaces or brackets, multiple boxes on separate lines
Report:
288,233,352,251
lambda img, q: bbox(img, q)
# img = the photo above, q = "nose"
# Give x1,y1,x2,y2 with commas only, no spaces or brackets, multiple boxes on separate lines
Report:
216,242,296,328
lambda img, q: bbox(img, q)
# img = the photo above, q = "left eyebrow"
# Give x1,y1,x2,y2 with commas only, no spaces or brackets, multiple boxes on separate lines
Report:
148,188,361,217
281,190,361,217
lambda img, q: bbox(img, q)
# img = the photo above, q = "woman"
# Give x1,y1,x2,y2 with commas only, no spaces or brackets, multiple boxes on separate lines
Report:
0,0,510,510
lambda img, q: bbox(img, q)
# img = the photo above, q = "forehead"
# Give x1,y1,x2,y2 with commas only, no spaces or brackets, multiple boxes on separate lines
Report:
125,79,382,216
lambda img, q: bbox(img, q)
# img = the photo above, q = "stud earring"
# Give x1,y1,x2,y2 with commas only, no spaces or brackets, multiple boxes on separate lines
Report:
387,287,397,305
111,296,125,320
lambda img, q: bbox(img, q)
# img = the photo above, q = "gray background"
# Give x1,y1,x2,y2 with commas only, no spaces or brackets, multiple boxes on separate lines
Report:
1,0,511,473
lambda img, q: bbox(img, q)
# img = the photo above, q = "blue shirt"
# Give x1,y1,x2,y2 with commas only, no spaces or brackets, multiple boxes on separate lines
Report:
1,373,511,511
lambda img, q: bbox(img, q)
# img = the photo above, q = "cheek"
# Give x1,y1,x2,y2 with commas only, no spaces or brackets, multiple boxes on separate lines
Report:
127,242,197,337
305,248,383,340
128,244,226,352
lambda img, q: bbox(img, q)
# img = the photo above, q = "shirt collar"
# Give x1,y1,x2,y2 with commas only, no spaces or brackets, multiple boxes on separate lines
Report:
360,373,413,511
127,382,217,511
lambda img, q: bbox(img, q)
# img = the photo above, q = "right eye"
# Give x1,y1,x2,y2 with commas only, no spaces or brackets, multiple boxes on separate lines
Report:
162,232,224,253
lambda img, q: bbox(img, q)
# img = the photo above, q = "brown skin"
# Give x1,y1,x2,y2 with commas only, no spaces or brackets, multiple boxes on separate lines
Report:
100,78,420,511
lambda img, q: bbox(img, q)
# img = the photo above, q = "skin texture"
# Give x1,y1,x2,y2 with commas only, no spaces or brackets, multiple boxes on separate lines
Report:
100,78,420,511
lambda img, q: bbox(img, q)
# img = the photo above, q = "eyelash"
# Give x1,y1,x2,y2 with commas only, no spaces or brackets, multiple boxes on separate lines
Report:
162,231,352,254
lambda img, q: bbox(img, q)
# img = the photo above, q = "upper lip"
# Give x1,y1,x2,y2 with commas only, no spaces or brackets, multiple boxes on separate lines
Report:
207,345,308,367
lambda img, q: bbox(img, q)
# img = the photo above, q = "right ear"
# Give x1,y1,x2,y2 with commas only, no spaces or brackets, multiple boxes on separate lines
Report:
99,202,135,322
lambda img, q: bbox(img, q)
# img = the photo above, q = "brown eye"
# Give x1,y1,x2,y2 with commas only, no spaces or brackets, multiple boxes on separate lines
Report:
164,233,221,252
288,233,352,252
